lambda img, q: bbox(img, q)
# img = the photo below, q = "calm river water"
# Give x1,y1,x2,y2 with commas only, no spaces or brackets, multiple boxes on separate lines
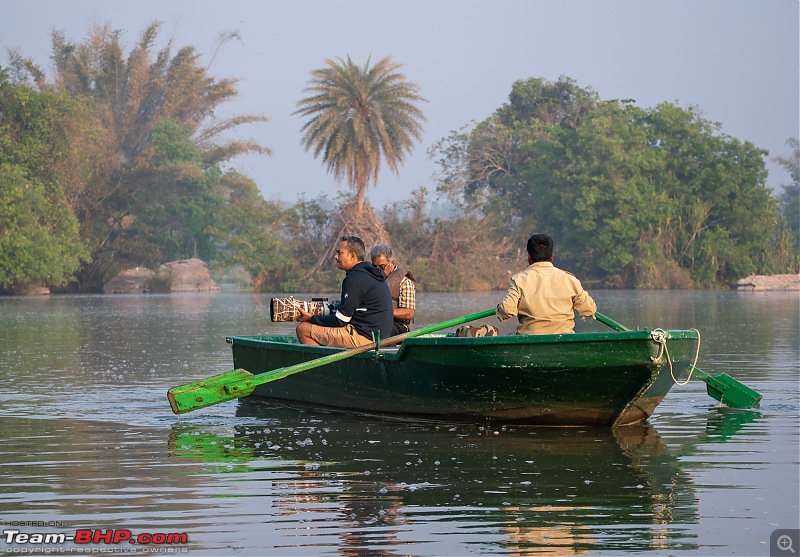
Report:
0,290,797,556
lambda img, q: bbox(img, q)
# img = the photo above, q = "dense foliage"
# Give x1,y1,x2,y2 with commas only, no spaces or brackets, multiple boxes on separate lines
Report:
0,69,91,292
431,76,798,288
1,23,795,295
5,22,270,290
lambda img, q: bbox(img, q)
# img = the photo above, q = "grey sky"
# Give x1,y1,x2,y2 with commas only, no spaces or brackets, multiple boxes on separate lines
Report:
2,0,797,208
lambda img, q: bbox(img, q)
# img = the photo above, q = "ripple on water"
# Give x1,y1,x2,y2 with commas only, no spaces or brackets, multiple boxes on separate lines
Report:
0,291,797,555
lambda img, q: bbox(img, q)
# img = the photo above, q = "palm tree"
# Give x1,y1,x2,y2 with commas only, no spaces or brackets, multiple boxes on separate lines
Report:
295,55,426,213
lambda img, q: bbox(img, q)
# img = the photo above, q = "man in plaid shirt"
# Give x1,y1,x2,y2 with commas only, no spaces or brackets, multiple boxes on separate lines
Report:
370,245,416,336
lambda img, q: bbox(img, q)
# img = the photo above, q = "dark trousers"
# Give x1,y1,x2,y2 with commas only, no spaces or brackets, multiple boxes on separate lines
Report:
391,321,411,336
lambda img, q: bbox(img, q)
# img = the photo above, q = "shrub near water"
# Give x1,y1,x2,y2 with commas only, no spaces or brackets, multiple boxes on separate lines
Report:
145,270,173,293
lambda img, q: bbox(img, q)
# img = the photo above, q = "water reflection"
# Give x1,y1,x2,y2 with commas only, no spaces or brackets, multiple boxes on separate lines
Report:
0,291,789,555
166,402,759,554
701,408,763,442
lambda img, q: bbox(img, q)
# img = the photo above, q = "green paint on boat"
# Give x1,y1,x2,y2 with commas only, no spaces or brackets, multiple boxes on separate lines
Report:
226,328,702,426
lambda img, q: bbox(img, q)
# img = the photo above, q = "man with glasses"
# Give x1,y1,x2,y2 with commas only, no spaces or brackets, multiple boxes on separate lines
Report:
370,244,416,336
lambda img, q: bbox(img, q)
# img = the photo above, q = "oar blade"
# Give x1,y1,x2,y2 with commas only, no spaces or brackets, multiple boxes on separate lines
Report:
168,369,256,414
166,308,498,415
702,372,762,408
596,311,763,409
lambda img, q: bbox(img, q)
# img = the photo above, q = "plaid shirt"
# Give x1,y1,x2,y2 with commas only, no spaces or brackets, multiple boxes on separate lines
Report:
398,275,416,310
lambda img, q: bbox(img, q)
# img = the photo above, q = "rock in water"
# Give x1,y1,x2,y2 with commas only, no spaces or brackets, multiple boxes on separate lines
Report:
103,267,156,294
734,274,800,291
159,258,220,292
103,259,220,293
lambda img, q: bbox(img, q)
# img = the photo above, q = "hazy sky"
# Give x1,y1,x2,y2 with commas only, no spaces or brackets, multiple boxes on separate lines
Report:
2,0,798,208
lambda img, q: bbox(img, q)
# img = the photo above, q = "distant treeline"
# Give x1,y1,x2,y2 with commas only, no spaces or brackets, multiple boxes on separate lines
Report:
1,24,797,294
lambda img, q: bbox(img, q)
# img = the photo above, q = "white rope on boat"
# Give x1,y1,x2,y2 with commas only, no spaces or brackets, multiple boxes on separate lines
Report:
650,328,702,386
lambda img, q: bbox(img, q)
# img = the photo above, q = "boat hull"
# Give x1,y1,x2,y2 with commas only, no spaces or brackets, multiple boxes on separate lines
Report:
227,329,699,426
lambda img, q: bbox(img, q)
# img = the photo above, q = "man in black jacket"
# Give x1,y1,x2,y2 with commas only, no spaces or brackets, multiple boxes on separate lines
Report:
296,236,393,347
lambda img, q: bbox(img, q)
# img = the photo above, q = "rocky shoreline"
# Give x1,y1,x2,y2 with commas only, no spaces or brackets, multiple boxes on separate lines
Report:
103,258,220,294
733,274,800,291
8,268,797,295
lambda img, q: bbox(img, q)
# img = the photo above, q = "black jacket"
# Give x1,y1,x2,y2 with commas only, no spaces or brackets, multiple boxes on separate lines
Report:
310,262,393,341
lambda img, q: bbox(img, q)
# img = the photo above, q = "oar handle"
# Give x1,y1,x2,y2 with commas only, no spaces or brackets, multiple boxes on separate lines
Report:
594,312,630,332
167,308,497,414
228,308,497,392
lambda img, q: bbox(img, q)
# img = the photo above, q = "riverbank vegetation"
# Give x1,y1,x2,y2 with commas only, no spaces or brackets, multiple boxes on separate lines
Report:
1,23,797,294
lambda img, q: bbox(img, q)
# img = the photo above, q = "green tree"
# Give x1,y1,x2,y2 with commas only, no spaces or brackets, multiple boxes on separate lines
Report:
116,119,223,265
432,76,600,243
0,167,88,292
8,22,271,289
432,76,793,288
0,69,90,291
643,103,784,284
533,101,788,286
208,172,299,291
295,55,426,214
526,101,660,284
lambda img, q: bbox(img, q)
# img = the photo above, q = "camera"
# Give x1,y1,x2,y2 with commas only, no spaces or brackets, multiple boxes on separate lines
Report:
270,296,338,322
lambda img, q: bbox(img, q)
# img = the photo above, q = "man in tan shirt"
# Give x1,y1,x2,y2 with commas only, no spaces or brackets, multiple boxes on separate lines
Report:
497,234,596,334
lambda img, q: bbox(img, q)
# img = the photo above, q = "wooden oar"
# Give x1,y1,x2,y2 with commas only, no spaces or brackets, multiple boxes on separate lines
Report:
594,311,762,408
168,308,496,414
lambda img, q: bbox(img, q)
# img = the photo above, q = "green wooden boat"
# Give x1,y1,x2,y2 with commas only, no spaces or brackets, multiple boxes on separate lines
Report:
225,327,700,426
